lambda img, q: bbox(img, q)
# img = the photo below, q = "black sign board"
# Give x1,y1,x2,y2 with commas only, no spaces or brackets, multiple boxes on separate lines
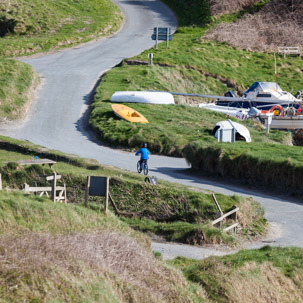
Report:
88,176,107,196
85,176,109,213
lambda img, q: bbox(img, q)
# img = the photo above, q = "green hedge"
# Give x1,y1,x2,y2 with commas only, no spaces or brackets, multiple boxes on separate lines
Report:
183,141,303,196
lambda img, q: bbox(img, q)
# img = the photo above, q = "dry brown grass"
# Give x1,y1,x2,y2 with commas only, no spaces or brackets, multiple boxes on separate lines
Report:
210,0,260,15
0,232,206,302
236,197,264,230
205,0,303,52
198,258,303,303
226,262,303,303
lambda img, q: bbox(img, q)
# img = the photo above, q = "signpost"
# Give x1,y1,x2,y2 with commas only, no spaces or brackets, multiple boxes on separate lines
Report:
85,176,109,214
151,27,172,49
148,53,153,65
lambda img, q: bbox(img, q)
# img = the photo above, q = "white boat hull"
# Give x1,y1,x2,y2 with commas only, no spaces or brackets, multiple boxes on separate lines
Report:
111,91,175,104
199,103,249,120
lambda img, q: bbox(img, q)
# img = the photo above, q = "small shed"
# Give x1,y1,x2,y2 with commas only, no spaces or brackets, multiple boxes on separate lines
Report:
212,120,251,143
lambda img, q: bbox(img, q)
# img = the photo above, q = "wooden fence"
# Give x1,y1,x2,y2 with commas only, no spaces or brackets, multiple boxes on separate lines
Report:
212,194,239,232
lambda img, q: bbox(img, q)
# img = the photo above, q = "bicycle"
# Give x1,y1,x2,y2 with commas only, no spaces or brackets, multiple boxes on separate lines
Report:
137,159,148,175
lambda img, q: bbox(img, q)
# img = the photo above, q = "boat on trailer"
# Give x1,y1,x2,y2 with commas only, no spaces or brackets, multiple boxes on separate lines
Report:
215,82,301,110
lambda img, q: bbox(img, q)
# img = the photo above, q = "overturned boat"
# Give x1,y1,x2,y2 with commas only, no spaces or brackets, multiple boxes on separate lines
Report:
212,120,252,143
111,91,175,104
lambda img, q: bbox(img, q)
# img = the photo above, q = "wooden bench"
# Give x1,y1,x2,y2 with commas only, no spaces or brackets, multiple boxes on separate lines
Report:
278,46,301,58
23,183,66,203
23,172,66,203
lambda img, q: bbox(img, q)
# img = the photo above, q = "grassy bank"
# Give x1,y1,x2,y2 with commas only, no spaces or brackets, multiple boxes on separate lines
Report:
170,246,303,303
0,191,207,303
0,58,39,120
183,140,303,196
0,0,123,57
0,135,266,246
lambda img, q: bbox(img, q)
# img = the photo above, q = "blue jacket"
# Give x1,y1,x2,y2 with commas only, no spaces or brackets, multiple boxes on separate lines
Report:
136,147,149,160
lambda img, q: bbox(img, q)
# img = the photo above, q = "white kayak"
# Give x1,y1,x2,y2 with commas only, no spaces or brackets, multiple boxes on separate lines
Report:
111,91,175,104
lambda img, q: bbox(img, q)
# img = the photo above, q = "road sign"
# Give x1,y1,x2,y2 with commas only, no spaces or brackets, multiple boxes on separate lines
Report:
154,27,171,34
151,34,172,41
151,27,172,40
152,27,172,48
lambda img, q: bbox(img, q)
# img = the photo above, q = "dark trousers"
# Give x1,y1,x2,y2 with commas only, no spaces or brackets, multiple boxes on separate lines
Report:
139,159,147,170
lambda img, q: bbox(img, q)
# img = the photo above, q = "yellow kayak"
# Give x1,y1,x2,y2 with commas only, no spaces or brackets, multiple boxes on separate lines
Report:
111,104,149,124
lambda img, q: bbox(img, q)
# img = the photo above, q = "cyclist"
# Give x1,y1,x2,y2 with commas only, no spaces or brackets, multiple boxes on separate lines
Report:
135,143,149,172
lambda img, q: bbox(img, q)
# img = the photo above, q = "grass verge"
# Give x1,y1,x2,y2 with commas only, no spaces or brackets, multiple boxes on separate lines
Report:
0,58,39,120
169,246,303,303
0,0,123,57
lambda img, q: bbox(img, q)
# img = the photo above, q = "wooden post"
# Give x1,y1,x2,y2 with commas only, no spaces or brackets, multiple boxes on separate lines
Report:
51,172,57,202
85,176,91,207
166,27,169,48
105,177,109,214
231,205,238,221
0,173,2,190
64,184,67,203
109,192,119,215
212,194,223,216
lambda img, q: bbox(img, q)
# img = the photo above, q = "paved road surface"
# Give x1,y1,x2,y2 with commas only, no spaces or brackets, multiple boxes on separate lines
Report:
0,0,302,259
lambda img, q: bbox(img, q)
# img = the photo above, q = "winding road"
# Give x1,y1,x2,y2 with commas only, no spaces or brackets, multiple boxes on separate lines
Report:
0,0,302,260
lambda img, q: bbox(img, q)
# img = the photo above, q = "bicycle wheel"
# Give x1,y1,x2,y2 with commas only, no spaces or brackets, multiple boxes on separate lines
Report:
137,161,142,173
143,163,148,175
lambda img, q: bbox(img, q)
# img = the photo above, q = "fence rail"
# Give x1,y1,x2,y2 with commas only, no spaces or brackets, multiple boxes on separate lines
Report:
211,194,239,233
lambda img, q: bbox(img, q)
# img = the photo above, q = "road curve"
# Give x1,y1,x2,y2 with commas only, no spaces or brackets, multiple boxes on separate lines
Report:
0,0,302,259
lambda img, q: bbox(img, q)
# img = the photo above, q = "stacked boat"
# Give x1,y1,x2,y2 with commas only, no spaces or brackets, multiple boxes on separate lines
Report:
198,82,303,129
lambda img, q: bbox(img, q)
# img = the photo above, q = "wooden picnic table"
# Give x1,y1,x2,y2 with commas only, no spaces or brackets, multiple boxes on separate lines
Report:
16,158,56,168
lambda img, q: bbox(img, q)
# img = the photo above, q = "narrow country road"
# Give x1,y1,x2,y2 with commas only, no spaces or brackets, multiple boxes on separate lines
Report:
0,0,302,260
